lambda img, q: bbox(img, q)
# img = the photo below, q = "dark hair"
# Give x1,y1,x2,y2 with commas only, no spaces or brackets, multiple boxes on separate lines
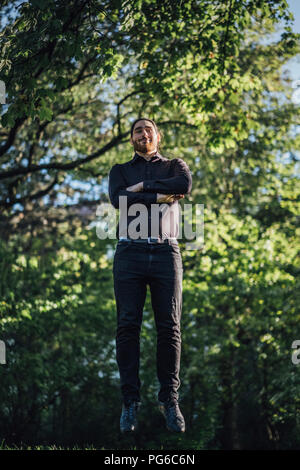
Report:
130,117,160,138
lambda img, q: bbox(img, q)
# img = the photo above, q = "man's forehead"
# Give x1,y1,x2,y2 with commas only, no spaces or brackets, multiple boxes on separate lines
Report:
133,120,155,131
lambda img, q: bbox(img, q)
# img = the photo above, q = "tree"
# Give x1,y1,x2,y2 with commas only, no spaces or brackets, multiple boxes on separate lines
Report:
0,0,299,449
0,0,297,213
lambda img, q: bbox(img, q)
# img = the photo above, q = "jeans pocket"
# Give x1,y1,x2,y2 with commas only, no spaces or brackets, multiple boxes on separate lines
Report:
113,243,131,267
168,243,183,270
115,242,131,254
169,242,180,254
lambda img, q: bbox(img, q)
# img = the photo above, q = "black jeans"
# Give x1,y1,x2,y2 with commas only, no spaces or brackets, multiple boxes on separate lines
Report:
113,240,183,404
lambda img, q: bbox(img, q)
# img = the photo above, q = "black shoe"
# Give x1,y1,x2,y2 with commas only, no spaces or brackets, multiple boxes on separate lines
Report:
120,399,141,433
159,399,185,433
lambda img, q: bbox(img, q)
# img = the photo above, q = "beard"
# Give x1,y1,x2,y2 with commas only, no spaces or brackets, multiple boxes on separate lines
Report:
133,137,157,154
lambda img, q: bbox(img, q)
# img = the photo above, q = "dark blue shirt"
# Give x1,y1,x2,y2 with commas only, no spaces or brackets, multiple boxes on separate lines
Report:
108,151,192,239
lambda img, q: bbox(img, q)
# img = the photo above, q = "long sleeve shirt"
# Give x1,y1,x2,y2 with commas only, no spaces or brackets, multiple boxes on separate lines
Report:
108,151,192,239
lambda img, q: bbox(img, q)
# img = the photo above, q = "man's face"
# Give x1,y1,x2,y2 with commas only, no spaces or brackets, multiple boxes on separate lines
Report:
130,119,160,154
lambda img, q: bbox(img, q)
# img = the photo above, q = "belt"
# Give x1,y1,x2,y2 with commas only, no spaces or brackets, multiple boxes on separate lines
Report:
118,237,178,245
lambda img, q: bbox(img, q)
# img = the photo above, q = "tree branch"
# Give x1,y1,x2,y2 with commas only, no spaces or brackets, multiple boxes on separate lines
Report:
0,174,58,208
0,131,129,181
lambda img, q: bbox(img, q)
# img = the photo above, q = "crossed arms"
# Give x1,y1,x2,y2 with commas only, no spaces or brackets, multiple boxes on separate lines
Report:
108,158,192,209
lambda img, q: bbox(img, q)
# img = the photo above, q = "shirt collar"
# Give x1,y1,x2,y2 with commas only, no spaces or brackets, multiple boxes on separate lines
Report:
130,151,163,165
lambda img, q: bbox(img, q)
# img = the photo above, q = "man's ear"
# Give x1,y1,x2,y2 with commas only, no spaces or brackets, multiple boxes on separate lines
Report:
130,136,133,145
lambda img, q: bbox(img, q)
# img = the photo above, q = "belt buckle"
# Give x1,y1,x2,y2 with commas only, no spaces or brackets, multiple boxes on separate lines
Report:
147,237,158,244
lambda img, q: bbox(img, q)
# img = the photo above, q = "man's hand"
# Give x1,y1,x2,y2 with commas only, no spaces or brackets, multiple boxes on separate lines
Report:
126,182,144,192
156,193,185,203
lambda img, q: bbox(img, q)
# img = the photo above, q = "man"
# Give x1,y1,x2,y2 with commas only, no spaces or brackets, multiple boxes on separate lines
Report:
108,118,192,433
